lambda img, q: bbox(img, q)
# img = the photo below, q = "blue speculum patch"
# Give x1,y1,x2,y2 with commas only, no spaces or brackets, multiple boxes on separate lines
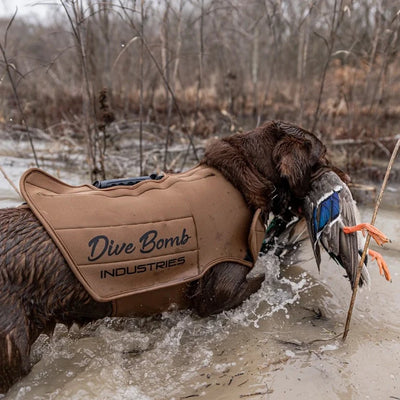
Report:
313,191,340,234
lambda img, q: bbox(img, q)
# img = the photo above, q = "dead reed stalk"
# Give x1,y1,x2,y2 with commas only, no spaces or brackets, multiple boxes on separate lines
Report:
343,137,400,341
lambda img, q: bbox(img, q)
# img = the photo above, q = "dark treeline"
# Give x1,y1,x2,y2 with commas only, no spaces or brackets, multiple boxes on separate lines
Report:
0,0,400,177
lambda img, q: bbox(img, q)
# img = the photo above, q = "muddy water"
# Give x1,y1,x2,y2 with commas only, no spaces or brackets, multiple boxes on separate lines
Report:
1,145,400,400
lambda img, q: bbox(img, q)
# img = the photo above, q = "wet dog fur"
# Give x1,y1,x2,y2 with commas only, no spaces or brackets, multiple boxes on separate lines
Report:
0,120,329,393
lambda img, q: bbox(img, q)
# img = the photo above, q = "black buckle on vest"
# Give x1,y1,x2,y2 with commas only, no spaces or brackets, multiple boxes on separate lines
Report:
93,173,163,189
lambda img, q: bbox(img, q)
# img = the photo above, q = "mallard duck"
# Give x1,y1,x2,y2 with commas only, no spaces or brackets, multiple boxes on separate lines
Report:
303,170,390,287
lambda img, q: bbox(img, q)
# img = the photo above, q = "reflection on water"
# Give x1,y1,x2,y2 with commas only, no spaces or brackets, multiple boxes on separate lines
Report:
1,145,400,400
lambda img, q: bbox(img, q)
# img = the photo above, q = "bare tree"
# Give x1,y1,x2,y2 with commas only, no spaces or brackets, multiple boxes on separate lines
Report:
312,0,345,132
61,0,104,180
0,10,39,167
2,0,400,155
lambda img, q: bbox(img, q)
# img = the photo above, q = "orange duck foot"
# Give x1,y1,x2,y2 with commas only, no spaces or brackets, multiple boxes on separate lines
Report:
368,249,392,282
343,223,391,246
343,223,391,282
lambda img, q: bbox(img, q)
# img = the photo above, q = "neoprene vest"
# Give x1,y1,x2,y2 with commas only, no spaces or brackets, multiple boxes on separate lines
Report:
20,166,265,316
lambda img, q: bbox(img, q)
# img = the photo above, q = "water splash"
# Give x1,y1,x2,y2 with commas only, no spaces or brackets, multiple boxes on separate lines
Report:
222,254,317,328
7,253,318,400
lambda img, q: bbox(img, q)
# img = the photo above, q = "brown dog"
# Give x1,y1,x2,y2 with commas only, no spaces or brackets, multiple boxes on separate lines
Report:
0,121,329,393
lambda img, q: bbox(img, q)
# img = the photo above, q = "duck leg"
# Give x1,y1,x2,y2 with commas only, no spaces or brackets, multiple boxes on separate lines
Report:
343,223,391,281
368,249,391,281
343,223,390,246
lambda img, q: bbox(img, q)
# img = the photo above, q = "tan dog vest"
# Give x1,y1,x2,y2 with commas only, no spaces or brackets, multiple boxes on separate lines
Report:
20,166,265,316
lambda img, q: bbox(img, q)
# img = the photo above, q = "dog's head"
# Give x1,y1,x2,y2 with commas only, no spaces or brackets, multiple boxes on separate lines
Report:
271,121,328,198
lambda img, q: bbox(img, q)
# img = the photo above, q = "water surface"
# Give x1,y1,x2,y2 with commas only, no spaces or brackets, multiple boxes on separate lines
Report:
1,141,399,400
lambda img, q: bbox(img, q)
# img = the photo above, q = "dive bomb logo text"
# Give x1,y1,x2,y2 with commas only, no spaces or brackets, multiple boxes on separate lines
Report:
87,228,191,279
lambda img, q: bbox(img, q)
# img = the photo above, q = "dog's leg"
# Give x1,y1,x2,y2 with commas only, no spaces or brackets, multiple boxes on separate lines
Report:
0,301,34,394
189,263,264,317
0,207,113,394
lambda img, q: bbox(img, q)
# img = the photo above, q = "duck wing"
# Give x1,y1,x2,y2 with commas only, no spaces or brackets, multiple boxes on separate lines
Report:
303,171,365,288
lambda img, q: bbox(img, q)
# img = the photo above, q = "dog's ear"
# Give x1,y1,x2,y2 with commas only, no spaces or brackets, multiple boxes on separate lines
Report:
272,136,316,197
274,120,327,164
272,122,328,197
305,133,327,166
